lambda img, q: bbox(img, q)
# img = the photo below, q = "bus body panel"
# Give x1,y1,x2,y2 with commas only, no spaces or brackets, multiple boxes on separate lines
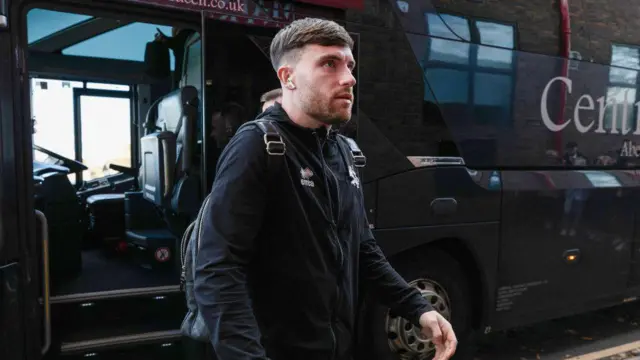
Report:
375,167,500,229
494,169,637,328
378,0,640,332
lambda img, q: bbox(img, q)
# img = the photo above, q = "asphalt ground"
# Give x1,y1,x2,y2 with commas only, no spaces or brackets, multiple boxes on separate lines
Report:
473,301,640,360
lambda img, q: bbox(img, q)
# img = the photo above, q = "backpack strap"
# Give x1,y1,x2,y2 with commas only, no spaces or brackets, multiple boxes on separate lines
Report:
255,120,286,156
253,119,286,187
339,135,366,168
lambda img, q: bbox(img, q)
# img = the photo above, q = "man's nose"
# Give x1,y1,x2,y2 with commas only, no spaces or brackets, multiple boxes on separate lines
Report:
340,70,356,87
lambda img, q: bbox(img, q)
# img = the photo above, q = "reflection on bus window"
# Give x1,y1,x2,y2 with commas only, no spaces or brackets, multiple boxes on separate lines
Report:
605,44,640,133
578,170,622,188
422,13,516,126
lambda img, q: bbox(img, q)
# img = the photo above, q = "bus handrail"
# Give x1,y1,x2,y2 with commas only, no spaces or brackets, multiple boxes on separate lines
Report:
35,210,51,355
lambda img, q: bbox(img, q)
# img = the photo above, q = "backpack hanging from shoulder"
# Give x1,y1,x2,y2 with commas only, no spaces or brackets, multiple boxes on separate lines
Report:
179,119,285,342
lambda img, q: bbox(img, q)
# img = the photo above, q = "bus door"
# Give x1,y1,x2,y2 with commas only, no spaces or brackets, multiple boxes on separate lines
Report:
1,1,47,359
12,0,205,358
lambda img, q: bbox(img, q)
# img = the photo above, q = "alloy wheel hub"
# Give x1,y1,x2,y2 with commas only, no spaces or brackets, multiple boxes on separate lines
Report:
385,278,451,359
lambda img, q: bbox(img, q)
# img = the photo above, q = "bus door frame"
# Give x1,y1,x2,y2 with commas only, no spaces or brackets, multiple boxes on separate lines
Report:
6,1,202,358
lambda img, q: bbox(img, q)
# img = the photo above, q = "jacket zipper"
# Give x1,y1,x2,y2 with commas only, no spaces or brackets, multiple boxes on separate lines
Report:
314,131,342,360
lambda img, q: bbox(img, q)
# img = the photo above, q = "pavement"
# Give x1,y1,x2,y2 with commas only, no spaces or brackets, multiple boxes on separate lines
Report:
472,301,640,360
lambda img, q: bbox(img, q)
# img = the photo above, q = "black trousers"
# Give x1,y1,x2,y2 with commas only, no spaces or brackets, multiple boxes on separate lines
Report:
182,337,216,360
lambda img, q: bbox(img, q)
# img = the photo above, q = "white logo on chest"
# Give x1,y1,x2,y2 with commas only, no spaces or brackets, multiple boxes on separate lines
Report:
300,167,315,187
348,165,360,189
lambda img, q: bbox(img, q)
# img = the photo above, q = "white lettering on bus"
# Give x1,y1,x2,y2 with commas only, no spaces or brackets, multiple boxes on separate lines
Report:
540,76,640,135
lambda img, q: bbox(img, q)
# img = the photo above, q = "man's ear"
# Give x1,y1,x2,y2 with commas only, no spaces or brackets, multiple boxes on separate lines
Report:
277,66,294,90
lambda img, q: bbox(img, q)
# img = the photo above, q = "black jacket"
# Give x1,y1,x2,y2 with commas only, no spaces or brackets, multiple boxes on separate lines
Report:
194,104,433,360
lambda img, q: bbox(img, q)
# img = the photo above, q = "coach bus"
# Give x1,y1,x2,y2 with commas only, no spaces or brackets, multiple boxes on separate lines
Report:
2,0,640,359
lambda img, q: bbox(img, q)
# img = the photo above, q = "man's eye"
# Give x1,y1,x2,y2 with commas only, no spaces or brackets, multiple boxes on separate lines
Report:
324,60,336,68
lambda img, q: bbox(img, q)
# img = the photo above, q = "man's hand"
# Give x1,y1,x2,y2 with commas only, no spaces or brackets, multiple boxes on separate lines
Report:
419,310,457,360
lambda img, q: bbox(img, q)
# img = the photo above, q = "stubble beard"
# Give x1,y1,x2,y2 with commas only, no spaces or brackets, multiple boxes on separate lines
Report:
300,91,351,126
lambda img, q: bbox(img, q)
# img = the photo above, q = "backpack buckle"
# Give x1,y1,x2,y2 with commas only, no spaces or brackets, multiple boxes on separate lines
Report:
263,133,286,156
342,136,366,168
352,151,366,167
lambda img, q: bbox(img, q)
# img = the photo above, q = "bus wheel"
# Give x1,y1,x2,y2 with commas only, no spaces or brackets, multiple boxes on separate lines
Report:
359,248,474,360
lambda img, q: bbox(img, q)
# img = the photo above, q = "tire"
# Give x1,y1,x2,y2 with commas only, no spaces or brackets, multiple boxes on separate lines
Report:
357,247,475,360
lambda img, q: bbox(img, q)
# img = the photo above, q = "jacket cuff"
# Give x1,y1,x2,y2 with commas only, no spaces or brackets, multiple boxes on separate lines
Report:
410,302,435,328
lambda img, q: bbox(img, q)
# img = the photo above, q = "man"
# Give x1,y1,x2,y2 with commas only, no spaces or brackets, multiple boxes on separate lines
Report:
260,88,282,112
194,18,457,360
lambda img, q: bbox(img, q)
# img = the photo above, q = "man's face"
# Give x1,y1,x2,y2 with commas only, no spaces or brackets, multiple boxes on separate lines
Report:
289,44,356,125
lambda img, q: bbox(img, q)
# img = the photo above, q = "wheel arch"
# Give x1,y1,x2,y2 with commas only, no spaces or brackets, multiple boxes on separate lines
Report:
387,236,489,332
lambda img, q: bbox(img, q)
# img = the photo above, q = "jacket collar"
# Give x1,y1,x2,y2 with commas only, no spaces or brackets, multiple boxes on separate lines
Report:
263,103,340,141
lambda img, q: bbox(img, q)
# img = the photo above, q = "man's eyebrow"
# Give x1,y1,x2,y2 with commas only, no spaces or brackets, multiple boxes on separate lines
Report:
316,53,356,67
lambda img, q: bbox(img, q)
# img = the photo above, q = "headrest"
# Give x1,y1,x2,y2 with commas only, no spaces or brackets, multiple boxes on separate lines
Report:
156,86,199,134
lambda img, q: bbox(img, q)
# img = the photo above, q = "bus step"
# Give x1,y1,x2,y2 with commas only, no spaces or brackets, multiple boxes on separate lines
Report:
58,329,183,360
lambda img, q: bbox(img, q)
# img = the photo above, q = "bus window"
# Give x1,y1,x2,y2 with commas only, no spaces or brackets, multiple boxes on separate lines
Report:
181,33,202,93
31,78,132,183
61,22,176,70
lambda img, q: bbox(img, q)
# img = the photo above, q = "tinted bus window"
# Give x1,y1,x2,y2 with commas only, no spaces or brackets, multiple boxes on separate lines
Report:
383,0,640,169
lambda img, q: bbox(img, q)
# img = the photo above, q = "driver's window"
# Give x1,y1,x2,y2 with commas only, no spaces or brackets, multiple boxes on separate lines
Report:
31,78,133,183
31,79,81,162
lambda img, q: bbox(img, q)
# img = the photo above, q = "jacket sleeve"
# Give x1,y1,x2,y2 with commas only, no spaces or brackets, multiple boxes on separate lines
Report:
358,213,434,327
194,127,270,360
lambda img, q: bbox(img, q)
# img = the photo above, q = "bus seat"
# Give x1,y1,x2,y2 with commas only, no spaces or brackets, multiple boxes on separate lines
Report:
122,86,200,269
169,85,200,218
33,169,83,283
136,85,199,211
139,130,177,205
85,86,199,254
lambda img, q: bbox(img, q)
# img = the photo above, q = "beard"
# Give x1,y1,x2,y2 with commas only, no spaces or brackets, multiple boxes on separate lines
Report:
298,86,352,125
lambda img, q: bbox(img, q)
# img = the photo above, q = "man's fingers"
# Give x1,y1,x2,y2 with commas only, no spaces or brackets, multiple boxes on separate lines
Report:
429,322,443,343
432,345,445,360
444,339,457,359
443,329,458,359
438,321,457,360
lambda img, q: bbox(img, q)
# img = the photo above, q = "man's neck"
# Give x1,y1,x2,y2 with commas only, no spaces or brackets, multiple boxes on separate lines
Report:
281,99,331,131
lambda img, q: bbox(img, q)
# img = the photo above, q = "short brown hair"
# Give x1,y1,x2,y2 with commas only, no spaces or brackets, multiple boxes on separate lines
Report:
269,18,354,70
260,88,282,103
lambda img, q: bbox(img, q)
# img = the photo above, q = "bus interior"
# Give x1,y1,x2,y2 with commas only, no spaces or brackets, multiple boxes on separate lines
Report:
27,5,280,301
